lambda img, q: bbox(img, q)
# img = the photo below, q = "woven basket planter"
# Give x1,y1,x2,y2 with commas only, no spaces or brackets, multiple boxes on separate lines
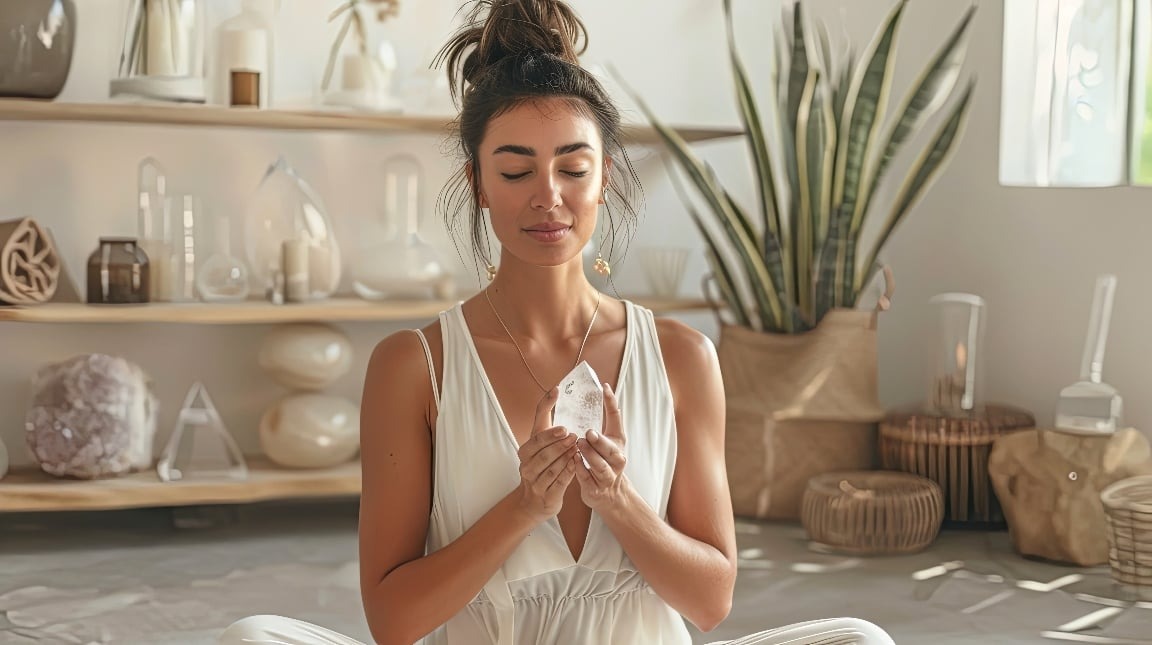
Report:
1101,475,1152,588
879,405,1034,525
801,470,944,555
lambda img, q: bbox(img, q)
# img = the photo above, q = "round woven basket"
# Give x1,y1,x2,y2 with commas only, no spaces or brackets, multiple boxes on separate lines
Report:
1101,475,1152,587
801,470,944,555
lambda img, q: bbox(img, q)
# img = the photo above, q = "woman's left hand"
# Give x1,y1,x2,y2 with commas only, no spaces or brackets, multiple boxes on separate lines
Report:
574,382,629,510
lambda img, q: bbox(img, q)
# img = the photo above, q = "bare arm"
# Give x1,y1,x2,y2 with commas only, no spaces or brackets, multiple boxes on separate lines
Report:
358,333,577,644
577,320,737,632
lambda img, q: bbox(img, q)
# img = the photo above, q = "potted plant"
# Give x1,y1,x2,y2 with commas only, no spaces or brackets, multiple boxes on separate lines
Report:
623,0,977,519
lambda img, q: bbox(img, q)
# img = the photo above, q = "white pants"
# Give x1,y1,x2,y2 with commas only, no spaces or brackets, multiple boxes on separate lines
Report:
218,615,895,645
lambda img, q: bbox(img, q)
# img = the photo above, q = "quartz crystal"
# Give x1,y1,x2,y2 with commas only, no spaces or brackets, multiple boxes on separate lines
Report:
553,361,604,437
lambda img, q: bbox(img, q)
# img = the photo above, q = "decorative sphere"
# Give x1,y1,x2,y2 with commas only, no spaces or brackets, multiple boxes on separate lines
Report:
259,394,359,468
258,323,353,390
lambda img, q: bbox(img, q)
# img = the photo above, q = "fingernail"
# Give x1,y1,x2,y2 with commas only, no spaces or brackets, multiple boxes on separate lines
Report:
587,430,600,440
552,427,565,437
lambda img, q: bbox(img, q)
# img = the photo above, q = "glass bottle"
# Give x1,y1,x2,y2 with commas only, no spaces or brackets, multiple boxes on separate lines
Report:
352,155,449,300
136,157,174,302
243,156,342,300
196,214,249,302
86,237,151,304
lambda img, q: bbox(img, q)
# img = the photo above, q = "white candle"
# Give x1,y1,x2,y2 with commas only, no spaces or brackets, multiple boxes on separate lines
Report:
282,240,309,302
146,0,176,76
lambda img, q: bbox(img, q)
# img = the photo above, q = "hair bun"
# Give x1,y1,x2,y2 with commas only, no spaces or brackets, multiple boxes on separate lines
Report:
437,0,589,99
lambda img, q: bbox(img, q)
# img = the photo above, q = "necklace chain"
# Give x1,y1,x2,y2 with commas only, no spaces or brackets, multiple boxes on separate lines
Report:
484,287,602,394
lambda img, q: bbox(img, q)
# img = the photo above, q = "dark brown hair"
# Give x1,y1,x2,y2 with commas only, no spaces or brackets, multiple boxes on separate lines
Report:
434,0,642,277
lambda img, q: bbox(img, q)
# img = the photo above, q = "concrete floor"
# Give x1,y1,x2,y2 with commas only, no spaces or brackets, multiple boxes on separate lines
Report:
1,500,1150,644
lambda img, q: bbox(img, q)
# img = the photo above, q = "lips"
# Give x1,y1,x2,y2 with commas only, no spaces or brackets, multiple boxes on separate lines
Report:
524,223,571,232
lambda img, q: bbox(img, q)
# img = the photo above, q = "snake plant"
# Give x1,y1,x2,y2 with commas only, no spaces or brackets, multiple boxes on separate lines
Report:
622,0,976,334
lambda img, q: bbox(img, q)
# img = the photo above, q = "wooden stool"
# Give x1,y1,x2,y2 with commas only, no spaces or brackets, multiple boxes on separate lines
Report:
802,471,944,555
1101,475,1152,589
880,404,1034,525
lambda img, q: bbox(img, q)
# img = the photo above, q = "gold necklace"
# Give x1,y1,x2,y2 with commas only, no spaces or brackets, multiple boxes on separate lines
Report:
484,287,602,394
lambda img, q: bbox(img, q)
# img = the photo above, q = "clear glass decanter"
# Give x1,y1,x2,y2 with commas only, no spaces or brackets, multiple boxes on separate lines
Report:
352,155,450,300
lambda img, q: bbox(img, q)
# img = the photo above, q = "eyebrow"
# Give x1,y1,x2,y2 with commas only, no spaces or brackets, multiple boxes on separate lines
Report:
492,142,595,157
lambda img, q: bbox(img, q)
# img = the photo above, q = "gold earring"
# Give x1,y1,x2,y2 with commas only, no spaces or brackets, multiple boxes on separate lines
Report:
593,252,611,276
486,263,497,281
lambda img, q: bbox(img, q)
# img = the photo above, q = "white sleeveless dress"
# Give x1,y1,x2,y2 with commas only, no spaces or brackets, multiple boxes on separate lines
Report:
216,299,897,645
421,299,689,645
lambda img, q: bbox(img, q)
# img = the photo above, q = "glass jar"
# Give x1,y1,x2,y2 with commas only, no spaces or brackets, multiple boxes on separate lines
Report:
927,292,986,416
109,0,208,103
86,237,150,304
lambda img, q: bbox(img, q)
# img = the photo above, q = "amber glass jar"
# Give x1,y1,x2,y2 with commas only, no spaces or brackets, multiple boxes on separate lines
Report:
86,237,151,304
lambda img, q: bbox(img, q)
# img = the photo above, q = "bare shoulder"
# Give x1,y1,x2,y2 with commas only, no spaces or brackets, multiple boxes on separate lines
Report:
653,317,719,372
652,317,721,402
364,320,444,423
366,320,443,380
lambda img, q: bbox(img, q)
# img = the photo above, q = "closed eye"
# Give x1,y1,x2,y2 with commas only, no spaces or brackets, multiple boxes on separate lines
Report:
501,171,531,180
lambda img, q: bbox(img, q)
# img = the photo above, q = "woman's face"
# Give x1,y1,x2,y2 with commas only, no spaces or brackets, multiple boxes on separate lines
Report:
475,98,608,270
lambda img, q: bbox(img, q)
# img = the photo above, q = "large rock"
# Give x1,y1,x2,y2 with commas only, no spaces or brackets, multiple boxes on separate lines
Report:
25,354,158,479
989,428,1152,566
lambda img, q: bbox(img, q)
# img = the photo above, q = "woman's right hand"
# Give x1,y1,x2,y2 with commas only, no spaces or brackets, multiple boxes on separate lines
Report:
515,387,579,523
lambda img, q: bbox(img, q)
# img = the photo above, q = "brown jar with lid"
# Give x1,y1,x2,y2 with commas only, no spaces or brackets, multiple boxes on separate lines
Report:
87,237,151,304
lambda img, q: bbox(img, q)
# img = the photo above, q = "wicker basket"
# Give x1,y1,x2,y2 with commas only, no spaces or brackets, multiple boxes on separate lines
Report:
801,470,944,555
879,404,1034,525
1101,475,1152,588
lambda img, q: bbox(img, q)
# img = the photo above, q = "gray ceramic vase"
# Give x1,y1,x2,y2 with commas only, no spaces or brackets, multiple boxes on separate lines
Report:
0,0,76,99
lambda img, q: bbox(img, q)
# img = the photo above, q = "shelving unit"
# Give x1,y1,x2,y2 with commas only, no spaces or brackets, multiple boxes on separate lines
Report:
0,98,743,143
0,458,361,512
0,99,727,513
0,297,710,324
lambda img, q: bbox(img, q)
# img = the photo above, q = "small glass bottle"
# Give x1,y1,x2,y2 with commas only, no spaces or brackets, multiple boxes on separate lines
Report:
86,237,151,304
196,215,249,302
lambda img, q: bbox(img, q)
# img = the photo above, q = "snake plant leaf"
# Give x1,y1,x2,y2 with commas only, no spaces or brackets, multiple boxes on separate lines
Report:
832,47,854,132
792,65,820,322
813,204,852,320
722,0,784,256
663,156,757,329
852,3,976,237
858,80,976,291
832,0,906,229
617,80,786,330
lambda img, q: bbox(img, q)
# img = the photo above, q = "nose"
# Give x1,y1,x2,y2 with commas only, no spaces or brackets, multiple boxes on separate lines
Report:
530,173,562,212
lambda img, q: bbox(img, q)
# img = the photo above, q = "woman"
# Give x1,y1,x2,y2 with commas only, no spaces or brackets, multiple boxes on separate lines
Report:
221,1,895,643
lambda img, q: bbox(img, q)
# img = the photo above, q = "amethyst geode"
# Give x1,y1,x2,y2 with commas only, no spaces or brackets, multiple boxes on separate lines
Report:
25,354,158,479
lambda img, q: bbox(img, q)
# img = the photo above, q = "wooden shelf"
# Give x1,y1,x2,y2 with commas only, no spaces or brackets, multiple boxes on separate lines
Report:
0,457,361,512
0,297,710,325
0,99,743,143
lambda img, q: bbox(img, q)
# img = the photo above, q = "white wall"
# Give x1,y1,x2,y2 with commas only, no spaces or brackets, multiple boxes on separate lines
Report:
6,0,1142,469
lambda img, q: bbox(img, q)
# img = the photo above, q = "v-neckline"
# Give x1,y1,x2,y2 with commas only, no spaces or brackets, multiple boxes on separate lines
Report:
453,299,634,565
